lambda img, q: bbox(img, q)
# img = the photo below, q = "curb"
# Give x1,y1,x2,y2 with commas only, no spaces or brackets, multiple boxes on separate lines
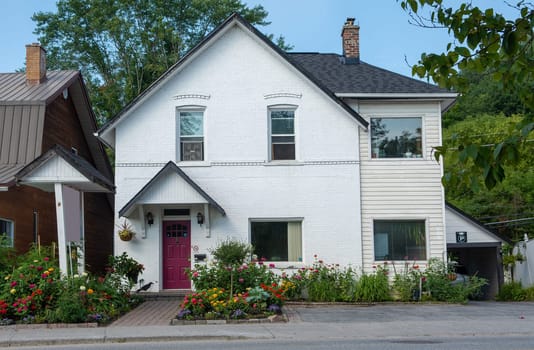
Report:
171,314,286,325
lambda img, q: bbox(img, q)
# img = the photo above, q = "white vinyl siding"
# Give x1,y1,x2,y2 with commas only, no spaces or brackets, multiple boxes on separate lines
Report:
357,101,445,271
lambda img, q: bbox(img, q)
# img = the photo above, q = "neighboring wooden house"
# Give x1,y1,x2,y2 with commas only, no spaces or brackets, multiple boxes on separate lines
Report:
0,44,114,273
97,14,456,291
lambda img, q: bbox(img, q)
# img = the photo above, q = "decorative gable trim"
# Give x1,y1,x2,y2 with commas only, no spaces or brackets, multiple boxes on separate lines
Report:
264,92,302,99
118,161,225,217
172,94,211,100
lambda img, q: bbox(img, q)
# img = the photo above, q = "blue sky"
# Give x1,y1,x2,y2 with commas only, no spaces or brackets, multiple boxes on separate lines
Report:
0,1,520,79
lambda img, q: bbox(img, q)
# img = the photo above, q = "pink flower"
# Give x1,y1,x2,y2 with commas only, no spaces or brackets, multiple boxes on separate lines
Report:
29,284,36,289
44,257,49,262
269,263,275,268
238,278,244,283
294,274,302,280
192,271,199,278
10,281,17,288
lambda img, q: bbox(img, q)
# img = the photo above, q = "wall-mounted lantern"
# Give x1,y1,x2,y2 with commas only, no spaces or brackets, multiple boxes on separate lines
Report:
146,212,154,226
197,212,205,225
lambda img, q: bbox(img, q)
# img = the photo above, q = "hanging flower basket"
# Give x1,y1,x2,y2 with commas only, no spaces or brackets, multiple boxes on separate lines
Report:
117,221,136,242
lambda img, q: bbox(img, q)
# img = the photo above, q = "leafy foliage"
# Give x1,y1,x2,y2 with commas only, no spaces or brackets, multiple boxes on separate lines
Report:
0,246,143,324
210,238,252,266
32,0,288,123
399,0,534,189
443,114,534,240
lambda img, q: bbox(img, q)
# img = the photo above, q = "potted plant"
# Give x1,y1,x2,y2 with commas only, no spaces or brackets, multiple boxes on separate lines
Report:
117,220,135,241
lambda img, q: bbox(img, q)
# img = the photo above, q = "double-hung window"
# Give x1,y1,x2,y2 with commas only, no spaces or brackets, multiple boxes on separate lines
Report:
371,117,422,158
0,218,14,247
373,220,426,261
178,110,204,161
270,109,295,160
251,221,302,262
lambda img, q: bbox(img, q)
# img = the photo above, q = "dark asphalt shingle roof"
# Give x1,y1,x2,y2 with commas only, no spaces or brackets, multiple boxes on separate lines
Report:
287,53,450,94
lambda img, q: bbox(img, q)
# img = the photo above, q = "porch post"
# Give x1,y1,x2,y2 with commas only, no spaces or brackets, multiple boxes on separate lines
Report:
54,183,68,276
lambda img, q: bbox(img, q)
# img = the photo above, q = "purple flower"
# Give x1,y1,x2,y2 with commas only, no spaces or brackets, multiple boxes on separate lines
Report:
177,309,192,319
268,304,281,314
231,309,246,319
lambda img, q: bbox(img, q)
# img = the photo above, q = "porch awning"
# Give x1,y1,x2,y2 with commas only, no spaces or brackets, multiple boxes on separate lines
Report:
118,161,226,217
14,144,115,193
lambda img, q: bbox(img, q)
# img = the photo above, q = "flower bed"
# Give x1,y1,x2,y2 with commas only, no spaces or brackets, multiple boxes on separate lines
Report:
0,246,144,325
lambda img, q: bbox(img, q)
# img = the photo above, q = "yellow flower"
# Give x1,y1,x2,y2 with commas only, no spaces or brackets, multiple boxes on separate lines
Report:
87,288,94,295
10,288,16,294
4,275,10,280
48,267,54,272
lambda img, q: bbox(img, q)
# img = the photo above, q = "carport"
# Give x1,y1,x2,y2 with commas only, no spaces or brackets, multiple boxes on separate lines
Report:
446,203,511,300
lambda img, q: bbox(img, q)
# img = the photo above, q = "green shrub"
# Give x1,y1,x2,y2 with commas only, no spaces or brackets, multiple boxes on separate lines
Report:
354,267,391,302
393,262,424,301
496,282,527,301
299,259,358,302
424,258,487,303
211,238,252,265
190,261,278,294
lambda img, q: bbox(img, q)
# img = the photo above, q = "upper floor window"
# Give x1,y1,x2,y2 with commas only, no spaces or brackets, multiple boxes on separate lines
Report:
374,220,426,261
270,109,295,160
178,110,204,161
371,117,422,159
251,220,302,262
0,218,14,247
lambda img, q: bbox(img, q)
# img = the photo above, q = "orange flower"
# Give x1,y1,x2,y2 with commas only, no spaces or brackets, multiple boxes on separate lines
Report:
87,288,94,295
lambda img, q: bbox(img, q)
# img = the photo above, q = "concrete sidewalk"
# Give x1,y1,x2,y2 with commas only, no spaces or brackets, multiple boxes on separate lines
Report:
0,302,533,347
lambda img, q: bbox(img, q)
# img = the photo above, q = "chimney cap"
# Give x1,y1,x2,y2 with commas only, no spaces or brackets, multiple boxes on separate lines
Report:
345,17,355,25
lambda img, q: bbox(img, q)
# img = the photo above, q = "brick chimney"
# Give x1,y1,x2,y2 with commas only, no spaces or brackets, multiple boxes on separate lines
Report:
341,18,360,64
26,43,47,85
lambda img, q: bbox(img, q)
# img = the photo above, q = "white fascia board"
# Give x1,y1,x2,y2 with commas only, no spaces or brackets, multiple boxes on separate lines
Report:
335,93,458,99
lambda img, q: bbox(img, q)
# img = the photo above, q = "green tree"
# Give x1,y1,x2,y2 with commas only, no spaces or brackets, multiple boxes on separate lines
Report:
399,0,533,189
444,114,534,241
32,0,288,124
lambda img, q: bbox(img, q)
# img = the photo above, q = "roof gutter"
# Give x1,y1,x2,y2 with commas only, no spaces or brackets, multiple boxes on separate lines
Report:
335,92,458,98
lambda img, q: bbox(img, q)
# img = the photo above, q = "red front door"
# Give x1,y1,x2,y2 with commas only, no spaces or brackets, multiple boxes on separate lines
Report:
162,220,191,289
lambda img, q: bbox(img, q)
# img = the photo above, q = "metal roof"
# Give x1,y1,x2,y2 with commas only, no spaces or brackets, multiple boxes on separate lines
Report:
0,164,26,186
0,71,79,104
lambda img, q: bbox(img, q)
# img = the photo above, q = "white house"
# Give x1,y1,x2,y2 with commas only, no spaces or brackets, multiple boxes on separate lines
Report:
97,14,457,291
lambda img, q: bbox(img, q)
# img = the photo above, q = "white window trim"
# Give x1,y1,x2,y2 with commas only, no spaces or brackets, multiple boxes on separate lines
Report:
176,105,207,163
371,217,429,263
368,115,425,160
249,217,304,264
0,217,14,247
268,105,298,162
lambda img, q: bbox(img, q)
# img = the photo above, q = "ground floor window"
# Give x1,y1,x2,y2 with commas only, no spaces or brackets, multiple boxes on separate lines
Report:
374,220,426,261
251,221,302,262
0,218,14,247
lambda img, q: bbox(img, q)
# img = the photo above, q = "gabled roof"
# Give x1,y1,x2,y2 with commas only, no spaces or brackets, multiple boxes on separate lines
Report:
97,13,369,144
0,70,113,190
15,144,115,193
0,70,79,104
287,53,454,95
119,161,226,217
446,202,512,244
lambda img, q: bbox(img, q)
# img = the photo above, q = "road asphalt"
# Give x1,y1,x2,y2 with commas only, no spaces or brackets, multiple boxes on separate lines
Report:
0,301,533,347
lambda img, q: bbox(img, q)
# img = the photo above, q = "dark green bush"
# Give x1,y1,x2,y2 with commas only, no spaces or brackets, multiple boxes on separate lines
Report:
496,282,527,301
211,238,252,265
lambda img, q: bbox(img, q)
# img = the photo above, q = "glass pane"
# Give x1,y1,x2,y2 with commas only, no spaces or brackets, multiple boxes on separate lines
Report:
0,219,14,247
180,111,203,136
371,118,422,158
271,110,294,135
181,141,204,161
373,220,426,261
272,143,295,160
251,222,288,261
272,136,295,143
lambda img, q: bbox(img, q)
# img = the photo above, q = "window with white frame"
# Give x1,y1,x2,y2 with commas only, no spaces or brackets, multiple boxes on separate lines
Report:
251,221,302,262
0,218,14,247
371,117,422,158
178,110,204,161
270,109,295,160
374,220,426,261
